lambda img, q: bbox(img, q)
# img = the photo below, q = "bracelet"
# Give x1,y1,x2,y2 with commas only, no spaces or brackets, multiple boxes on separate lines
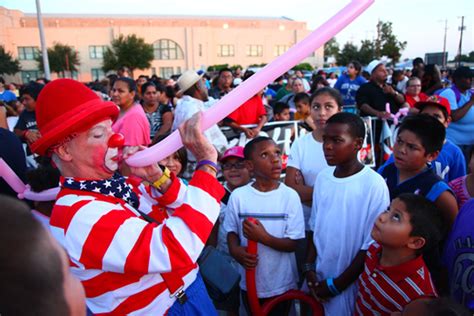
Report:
196,160,219,173
152,165,171,189
326,278,341,296
302,263,316,275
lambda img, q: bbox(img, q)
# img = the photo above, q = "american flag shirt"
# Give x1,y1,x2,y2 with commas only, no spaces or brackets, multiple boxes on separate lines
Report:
50,170,224,315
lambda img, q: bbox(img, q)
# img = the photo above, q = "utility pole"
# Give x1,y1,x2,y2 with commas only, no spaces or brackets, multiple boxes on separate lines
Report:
36,0,51,80
457,16,465,67
442,19,448,69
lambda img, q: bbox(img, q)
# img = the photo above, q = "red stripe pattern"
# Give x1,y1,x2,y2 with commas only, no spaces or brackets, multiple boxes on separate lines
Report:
50,170,224,315
355,243,437,315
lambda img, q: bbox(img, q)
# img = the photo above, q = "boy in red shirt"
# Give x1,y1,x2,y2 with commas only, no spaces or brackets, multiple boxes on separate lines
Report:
355,193,442,315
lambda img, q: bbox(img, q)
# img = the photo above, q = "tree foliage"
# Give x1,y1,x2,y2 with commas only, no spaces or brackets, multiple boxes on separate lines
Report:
207,64,229,72
102,34,154,77
292,63,314,71
0,46,21,75
451,51,474,63
358,40,375,65
36,43,80,77
324,37,340,58
337,43,359,66
375,21,406,63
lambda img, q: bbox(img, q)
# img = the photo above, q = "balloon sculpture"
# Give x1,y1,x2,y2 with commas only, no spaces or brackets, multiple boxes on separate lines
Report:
127,0,375,167
245,218,324,315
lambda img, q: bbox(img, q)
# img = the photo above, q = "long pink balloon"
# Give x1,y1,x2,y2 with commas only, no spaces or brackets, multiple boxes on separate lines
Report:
127,0,374,167
0,158,26,193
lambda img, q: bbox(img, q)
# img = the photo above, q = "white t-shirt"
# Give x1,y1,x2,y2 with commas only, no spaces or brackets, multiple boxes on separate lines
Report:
309,166,390,316
287,133,331,230
223,182,305,298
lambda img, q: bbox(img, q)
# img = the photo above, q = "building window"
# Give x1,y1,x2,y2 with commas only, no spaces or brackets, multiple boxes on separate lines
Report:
153,39,184,60
160,67,174,79
217,44,234,57
89,46,107,59
246,45,263,57
91,68,105,81
18,47,39,60
274,45,289,57
199,44,202,57
20,70,41,83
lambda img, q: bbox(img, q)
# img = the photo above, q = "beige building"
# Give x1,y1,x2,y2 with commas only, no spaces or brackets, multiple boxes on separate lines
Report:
0,6,324,83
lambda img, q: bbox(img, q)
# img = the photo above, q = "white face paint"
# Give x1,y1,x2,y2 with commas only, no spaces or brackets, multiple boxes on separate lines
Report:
104,147,119,172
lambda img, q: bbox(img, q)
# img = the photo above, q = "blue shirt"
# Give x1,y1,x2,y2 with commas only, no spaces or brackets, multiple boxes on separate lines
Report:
443,199,474,311
440,88,474,145
378,162,451,202
0,90,17,103
379,140,466,182
334,74,367,106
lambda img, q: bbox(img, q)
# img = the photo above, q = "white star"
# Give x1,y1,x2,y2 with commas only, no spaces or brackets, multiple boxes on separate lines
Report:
117,184,122,192
108,191,116,197
104,180,112,188
91,181,97,184
92,187,101,193
80,183,87,190
66,178,74,184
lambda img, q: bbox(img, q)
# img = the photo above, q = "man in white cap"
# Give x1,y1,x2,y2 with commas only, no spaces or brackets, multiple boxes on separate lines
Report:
31,78,225,315
173,70,228,178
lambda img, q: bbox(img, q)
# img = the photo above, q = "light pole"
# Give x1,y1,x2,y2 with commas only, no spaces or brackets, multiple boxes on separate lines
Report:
457,16,466,67
35,0,51,80
438,19,448,69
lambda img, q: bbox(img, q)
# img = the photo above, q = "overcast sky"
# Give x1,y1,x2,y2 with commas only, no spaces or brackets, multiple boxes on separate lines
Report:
3,0,473,60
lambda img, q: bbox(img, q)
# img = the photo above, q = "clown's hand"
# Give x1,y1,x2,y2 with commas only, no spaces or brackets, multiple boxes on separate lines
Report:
123,146,163,184
179,112,218,172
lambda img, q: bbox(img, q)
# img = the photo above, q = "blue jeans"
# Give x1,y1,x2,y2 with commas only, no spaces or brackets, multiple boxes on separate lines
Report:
168,273,217,316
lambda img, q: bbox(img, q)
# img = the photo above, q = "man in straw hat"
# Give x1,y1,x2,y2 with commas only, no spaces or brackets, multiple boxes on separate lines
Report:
31,78,224,315
172,70,228,178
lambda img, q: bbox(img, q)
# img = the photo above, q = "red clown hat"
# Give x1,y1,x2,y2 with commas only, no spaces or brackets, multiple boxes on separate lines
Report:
31,79,119,156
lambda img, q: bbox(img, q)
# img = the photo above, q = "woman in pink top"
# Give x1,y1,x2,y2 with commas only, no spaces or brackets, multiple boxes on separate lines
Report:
111,77,150,146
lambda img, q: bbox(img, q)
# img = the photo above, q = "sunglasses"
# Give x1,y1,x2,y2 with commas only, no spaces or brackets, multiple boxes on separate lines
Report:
221,161,246,171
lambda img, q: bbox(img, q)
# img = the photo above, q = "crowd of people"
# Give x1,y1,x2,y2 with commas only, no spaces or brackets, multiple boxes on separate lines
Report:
0,57,473,316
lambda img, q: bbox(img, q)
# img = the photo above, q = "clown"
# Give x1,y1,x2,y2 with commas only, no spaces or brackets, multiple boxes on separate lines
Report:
31,79,224,315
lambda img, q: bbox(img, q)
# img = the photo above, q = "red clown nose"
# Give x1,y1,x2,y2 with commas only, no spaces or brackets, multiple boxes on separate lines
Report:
108,133,125,148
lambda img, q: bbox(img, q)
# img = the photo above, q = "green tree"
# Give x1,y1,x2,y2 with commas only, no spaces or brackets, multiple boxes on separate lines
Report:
452,51,474,63
36,43,80,77
324,37,340,59
376,21,406,63
337,43,359,66
102,34,154,78
292,63,314,71
230,64,243,71
207,64,229,72
0,46,21,75
358,39,375,65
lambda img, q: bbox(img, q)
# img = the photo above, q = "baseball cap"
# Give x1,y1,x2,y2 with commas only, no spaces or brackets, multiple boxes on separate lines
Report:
366,59,383,74
415,95,451,117
220,146,244,162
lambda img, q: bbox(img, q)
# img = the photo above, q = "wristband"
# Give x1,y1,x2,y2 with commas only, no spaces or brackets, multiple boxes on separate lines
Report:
302,263,315,275
152,165,171,189
326,278,341,296
196,160,219,173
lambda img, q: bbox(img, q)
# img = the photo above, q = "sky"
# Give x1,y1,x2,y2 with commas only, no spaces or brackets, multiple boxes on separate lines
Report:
2,0,473,61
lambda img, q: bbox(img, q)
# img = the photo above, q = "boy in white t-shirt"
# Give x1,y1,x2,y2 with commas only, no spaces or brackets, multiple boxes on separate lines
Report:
304,112,390,316
224,136,304,315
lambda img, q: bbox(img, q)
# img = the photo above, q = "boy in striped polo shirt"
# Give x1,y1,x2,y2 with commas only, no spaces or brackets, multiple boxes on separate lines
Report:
355,193,442,315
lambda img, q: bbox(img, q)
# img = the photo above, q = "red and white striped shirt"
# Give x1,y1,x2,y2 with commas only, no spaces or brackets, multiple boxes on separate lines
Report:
355,242,437,316
49,171,224,315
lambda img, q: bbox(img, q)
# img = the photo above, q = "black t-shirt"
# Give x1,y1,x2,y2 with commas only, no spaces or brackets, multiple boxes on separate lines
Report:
14,110,37,131
356,81,403,116
0,128,27,197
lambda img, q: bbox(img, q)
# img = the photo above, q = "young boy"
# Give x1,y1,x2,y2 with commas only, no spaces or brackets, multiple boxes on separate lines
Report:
304,112,390,316
381,95,466,182
355,193,442,315
223,137,304,314
378,115,458,227
294,92,316,130
14,82,44,146
272,102,291,121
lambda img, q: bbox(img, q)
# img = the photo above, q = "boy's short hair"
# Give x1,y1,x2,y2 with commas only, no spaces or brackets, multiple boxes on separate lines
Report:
244,136,274,160
309,87,343,108
294,92,310,105
326,112,365,139
397,193,443,253
398,114,445,154
20,82,44,101
273,102,290,115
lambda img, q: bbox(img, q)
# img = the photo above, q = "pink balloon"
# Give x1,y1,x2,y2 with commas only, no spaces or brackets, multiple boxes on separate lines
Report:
126,0,374,167
0,158,26,193
22,186,60,201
